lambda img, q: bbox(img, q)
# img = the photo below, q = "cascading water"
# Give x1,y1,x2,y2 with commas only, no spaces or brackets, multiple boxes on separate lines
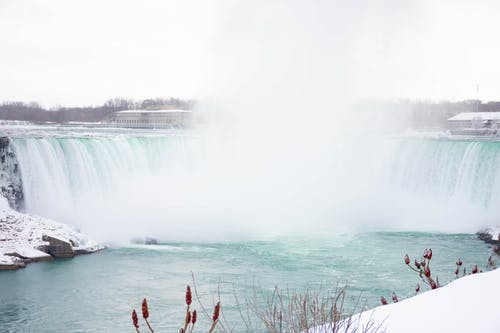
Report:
9,134,204,236
391,139,500,208
6,132,500,241
12,135,198,217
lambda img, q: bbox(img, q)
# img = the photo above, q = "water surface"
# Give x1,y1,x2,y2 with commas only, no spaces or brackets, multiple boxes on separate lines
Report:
0,232,493,332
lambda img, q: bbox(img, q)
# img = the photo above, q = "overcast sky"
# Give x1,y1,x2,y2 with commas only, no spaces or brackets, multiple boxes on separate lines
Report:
1,0,499,106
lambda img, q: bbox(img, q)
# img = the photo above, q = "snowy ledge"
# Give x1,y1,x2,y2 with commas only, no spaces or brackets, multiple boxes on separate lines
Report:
476,226,500,244
309,267,500,333
0,207,103,270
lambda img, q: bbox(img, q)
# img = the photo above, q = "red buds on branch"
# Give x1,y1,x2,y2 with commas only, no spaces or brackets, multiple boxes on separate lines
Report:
213,301,220,322
185,285,192,306
395,246,494,307
403,248,440,293
142,299,149,319
141,298,154,333
424,266,431,278
132,309,140,332
191,310,197,324
430,280,437,289
131,285,219,333
208,302,221,333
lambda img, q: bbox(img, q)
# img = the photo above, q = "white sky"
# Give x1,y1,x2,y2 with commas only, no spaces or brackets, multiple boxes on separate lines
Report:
1,0,500,106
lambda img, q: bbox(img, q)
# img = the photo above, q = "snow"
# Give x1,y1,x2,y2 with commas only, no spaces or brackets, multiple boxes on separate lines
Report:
310,268,500,333
481,226,500,241
0,206,102,266
115,109,191,114
0,196,9,210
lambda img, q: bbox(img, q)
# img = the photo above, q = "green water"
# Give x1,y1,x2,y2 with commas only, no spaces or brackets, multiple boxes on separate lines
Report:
0,232,493,332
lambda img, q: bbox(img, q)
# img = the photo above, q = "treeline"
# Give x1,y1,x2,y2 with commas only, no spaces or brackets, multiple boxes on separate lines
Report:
0,97,194,123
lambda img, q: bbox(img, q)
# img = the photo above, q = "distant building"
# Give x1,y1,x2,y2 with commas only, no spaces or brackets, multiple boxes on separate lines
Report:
105,109,192,128
447,112,500,135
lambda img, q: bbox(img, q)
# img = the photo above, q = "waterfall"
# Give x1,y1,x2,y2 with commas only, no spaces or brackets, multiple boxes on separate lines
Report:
6,134,500,240
11,135,199,223
391,139,500,208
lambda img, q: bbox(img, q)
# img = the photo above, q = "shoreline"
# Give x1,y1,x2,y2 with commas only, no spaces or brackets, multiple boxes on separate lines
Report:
0,207,103,270
476,226,500,245
310,267,500,333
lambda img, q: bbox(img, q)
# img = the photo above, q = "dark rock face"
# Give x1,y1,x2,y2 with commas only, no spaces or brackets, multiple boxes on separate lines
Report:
0,137,9,150
130,237,158,245
0,137,24,210
144,237,158,245
42,234,75,258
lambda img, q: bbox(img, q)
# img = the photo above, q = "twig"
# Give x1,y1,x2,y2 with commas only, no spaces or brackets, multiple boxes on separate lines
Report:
144,318,154,333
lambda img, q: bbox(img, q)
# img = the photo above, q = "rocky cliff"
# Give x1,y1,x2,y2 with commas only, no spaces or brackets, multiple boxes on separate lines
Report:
0,137,23,210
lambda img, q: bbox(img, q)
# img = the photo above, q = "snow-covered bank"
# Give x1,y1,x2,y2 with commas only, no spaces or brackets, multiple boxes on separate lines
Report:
311,268,500,333
0,199,103,269
477,226,500,244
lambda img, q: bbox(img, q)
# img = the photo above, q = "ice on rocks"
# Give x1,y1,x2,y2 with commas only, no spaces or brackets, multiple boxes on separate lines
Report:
0,205,102,269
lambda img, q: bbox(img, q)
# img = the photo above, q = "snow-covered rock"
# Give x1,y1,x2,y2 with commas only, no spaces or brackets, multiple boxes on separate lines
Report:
0,137,24,210
310,268,500,333
476,226,500,244
0,195,9,210
0,206,103,269
42,234,75,258
4,247,53,262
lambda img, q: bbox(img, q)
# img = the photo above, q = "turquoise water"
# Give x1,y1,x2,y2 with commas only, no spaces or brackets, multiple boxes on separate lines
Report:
392,139,500,208
0,232,494,332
